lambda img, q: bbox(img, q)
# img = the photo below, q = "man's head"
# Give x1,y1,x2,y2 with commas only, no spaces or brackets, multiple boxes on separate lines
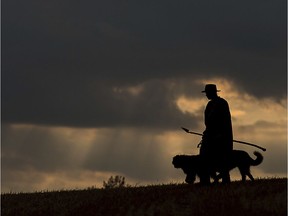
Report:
202,84,220,99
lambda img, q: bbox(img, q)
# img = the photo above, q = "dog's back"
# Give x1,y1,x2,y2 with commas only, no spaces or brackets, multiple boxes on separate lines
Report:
231,150,263,167
224,150,263,181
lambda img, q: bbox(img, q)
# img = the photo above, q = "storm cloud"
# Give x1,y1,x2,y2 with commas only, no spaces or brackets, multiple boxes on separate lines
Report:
2,0,286,128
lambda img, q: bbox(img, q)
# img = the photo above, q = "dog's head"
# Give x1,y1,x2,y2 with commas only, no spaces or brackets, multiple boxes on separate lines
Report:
172,155,198,184
172,155,186,168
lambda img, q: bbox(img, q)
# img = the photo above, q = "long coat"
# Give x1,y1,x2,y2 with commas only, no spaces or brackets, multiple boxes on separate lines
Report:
201,96,233,157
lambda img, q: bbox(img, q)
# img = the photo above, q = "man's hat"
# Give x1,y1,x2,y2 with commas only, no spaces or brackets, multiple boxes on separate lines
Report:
201,84,221,93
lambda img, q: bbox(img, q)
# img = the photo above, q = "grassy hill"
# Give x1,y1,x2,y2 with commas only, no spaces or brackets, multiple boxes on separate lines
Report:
1,178,287,216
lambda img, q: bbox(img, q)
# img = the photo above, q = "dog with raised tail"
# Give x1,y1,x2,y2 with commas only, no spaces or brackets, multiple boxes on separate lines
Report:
172,150,263,184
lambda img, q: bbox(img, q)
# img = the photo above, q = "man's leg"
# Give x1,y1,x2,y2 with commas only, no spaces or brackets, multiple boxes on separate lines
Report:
221,169,231,184
199,153,211,185
200,166,211,185
219,154,231,184
199,140,212,185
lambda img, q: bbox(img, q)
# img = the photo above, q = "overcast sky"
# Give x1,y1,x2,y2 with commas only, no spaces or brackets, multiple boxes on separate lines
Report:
2,0,287,192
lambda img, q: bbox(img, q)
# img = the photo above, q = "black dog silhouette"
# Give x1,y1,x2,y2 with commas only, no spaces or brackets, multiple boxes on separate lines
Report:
172,150,263,184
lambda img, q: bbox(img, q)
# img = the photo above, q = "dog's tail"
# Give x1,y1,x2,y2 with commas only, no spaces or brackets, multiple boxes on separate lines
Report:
250,151,263,166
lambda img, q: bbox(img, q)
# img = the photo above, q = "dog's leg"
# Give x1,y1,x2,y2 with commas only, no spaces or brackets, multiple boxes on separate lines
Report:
239,167,247,182
185,173,196,184
241,174,246,182
247,171,254,181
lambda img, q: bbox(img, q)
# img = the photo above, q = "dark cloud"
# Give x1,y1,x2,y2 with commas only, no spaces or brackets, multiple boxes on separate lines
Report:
2,0,286,128
2,76,203,128
83,129,173,181
262,145,287,174
1,124,79,172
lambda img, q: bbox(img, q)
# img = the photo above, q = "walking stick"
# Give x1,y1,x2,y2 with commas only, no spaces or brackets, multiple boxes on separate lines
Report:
181,127,266,152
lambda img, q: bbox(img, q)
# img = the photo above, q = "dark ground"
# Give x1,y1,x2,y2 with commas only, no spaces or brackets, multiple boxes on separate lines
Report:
1,178,287,216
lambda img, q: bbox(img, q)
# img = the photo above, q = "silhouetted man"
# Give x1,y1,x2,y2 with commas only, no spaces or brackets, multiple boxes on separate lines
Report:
200,84,233,184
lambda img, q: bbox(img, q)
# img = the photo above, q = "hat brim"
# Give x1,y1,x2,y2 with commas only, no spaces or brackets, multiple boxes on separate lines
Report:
201,90,221,93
